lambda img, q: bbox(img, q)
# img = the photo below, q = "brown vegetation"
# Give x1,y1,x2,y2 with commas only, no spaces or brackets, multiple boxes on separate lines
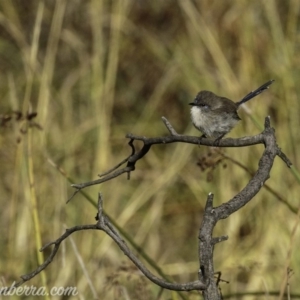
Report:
0,1,299,299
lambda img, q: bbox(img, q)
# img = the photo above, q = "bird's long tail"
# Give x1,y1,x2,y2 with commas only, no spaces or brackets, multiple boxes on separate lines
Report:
236,79,275,106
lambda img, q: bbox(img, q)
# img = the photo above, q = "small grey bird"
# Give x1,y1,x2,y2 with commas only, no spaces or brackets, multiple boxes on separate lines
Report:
189,80,274,141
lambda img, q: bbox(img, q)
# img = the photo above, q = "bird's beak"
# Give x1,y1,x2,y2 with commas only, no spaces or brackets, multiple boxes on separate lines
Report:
189,103,195,106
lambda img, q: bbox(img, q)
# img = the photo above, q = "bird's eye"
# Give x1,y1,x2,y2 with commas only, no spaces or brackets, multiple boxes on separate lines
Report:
200,103,209,109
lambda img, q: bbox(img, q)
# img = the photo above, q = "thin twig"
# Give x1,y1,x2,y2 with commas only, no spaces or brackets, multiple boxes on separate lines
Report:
98,156,130,177
98,139,135,177
277,148,293,168
162,116,179,135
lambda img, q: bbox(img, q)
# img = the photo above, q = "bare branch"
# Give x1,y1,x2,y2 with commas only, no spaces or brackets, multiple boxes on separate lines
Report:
162,116,179,135
277,147,292,168
70,118,267,195
66,189,80,203
198,193,220,298
14,193,207,292
212,236,228,245
95,195,207,291
98,139,135,177
11,224,96,288
215,122,277,219
98,156,130,178
70,117,292,210
197,117,284,299
218,151,297,214
71,166,134,190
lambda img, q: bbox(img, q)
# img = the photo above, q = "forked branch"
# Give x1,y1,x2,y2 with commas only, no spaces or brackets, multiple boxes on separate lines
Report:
12,194,207,292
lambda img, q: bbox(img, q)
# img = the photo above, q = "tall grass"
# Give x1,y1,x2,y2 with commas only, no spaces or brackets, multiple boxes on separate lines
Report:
0,1,299,299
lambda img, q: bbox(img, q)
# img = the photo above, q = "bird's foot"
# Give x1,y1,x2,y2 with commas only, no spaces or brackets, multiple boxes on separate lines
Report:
213,134,226,147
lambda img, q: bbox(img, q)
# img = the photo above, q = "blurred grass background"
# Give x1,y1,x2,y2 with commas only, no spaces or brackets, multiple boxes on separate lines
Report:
0,0,299,299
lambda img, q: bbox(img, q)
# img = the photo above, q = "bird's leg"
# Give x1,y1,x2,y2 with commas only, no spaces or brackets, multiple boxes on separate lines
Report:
213,133,226,146
198,134,206,147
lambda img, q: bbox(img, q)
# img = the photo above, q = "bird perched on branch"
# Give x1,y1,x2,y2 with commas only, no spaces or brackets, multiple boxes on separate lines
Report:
189,80,274,141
